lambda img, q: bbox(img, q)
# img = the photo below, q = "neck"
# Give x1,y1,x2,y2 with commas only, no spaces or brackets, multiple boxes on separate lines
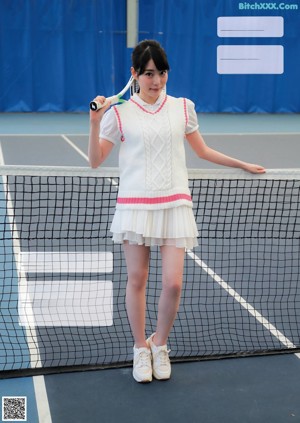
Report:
138,92,161,105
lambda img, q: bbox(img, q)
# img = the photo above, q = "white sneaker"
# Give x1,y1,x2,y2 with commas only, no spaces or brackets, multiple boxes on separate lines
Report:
147,333,171,380
133,346,152,383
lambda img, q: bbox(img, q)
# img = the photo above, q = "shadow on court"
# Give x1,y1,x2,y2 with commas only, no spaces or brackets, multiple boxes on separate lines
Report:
44,355,300,423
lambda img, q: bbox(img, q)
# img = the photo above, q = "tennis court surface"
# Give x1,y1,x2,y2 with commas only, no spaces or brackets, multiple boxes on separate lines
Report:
0,113,300,422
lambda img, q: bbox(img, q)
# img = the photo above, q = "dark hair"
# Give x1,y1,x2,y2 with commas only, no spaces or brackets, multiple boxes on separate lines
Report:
131,40,170,75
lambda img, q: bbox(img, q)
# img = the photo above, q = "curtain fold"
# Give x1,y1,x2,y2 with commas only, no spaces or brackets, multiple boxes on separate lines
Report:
0,0,127,112
0,0,299,112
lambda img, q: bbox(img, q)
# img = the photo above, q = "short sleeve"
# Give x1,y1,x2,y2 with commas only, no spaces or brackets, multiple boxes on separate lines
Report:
99,108,119,145
185,99,199,134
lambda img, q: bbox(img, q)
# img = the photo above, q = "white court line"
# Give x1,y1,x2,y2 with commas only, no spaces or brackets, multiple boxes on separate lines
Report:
0,144,42,362
0,143,52,422
61,134,119,186
0,133,88,136
33,376,52,423
61,134,89,161
200,132,300,136
1,131,300,136
186,250,299,355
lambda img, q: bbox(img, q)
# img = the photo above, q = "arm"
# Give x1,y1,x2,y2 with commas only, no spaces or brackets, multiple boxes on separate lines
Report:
186,130,266,174
88,96,114,168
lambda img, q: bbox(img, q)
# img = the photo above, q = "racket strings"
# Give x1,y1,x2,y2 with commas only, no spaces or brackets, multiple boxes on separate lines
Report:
129,80,167,96
130,79,140,96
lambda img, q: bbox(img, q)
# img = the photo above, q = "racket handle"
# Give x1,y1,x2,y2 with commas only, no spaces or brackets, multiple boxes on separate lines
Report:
89,95,118,111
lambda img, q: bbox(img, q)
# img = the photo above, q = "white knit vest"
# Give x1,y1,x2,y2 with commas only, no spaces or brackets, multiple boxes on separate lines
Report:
113,95,192,210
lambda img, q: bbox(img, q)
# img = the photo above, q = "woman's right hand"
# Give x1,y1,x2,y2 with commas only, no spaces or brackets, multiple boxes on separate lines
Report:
89,96,111,124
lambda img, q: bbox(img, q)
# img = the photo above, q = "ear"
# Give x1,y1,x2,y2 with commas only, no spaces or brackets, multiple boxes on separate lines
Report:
131,67,138,80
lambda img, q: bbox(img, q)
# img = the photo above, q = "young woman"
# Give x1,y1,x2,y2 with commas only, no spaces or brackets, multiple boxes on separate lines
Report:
89,40,265,383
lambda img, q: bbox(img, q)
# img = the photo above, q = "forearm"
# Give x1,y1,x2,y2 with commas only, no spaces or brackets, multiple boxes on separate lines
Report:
88,96,112,168
200,145,248,170
88,122,103,168
186,131,265,174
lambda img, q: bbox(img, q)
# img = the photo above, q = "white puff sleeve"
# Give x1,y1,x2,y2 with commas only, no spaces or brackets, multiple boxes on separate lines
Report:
99,108,119,145
185,99,199,134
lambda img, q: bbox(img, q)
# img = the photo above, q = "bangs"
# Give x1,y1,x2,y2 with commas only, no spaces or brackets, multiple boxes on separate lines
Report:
132,40,170,75
147,46,170,71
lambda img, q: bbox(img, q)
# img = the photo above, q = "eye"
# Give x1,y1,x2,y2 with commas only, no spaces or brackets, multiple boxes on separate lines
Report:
160,70,168,76
144,72,154,77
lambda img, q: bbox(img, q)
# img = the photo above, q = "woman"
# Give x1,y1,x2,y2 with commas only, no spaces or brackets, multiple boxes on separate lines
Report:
89,39,265,383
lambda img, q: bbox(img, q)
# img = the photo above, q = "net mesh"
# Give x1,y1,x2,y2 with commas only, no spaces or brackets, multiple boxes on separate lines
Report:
0,166,300,376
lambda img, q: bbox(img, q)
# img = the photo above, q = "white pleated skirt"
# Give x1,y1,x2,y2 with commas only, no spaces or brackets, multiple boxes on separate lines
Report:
110,205,199,249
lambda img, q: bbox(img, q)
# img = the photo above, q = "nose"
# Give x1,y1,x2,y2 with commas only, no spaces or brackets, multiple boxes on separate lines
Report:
152,73,160,85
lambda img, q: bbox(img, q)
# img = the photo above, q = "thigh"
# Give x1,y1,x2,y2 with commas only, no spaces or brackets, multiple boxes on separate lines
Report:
160,245,185,282
123,242,150,280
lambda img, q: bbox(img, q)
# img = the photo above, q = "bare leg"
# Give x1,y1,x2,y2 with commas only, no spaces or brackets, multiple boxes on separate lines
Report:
154,245,185,346
123,242,150,348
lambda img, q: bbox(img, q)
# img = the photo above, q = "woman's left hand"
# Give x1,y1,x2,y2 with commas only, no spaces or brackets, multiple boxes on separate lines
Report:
243,163,266,174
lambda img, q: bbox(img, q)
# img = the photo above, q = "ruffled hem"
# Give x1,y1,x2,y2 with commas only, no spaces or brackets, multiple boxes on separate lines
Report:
110,206,199,249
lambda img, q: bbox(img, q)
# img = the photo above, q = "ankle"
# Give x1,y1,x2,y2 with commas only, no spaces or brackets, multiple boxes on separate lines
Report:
134,341,148,349
152,333,167,347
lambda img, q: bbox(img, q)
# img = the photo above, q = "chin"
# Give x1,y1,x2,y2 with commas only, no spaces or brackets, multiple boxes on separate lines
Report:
150,90,161,95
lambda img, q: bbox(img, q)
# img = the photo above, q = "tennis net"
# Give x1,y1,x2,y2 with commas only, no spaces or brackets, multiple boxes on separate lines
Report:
0,165,300,377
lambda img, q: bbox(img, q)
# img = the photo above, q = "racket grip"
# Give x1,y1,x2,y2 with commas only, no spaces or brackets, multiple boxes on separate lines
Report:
89,95,118,111
89,99,108,111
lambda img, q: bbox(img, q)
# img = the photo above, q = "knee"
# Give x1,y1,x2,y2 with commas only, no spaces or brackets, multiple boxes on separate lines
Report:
127,268,148,291
163,276,182,298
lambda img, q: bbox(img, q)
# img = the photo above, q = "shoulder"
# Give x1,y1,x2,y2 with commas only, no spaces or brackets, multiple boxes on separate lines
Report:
176,97,196,116
167,96,195,109
166,96,196,116
101,107,116,126
166,95,182,104
111,100,135,116
177,97,195,108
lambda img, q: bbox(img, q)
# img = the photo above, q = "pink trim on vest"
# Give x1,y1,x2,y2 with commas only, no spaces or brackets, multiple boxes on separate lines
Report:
117,193,192,205
129,96,168,115
183,98,188,126
113,106,125,142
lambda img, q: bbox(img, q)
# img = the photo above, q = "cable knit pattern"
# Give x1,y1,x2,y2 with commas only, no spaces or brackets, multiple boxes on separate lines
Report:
112,94,192,210
142,105,172,191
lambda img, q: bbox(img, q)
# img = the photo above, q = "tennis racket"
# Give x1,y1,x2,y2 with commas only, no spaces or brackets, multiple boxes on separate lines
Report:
90,76,138,111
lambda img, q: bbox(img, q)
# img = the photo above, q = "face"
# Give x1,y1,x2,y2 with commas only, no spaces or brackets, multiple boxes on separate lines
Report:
132,59,168,104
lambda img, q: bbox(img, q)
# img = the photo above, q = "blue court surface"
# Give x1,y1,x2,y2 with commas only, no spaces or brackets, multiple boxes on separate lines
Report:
0,113,300,423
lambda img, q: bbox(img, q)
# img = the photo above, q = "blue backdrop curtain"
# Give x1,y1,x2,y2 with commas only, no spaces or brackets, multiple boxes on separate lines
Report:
0,0,299,112
0,0,128,112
